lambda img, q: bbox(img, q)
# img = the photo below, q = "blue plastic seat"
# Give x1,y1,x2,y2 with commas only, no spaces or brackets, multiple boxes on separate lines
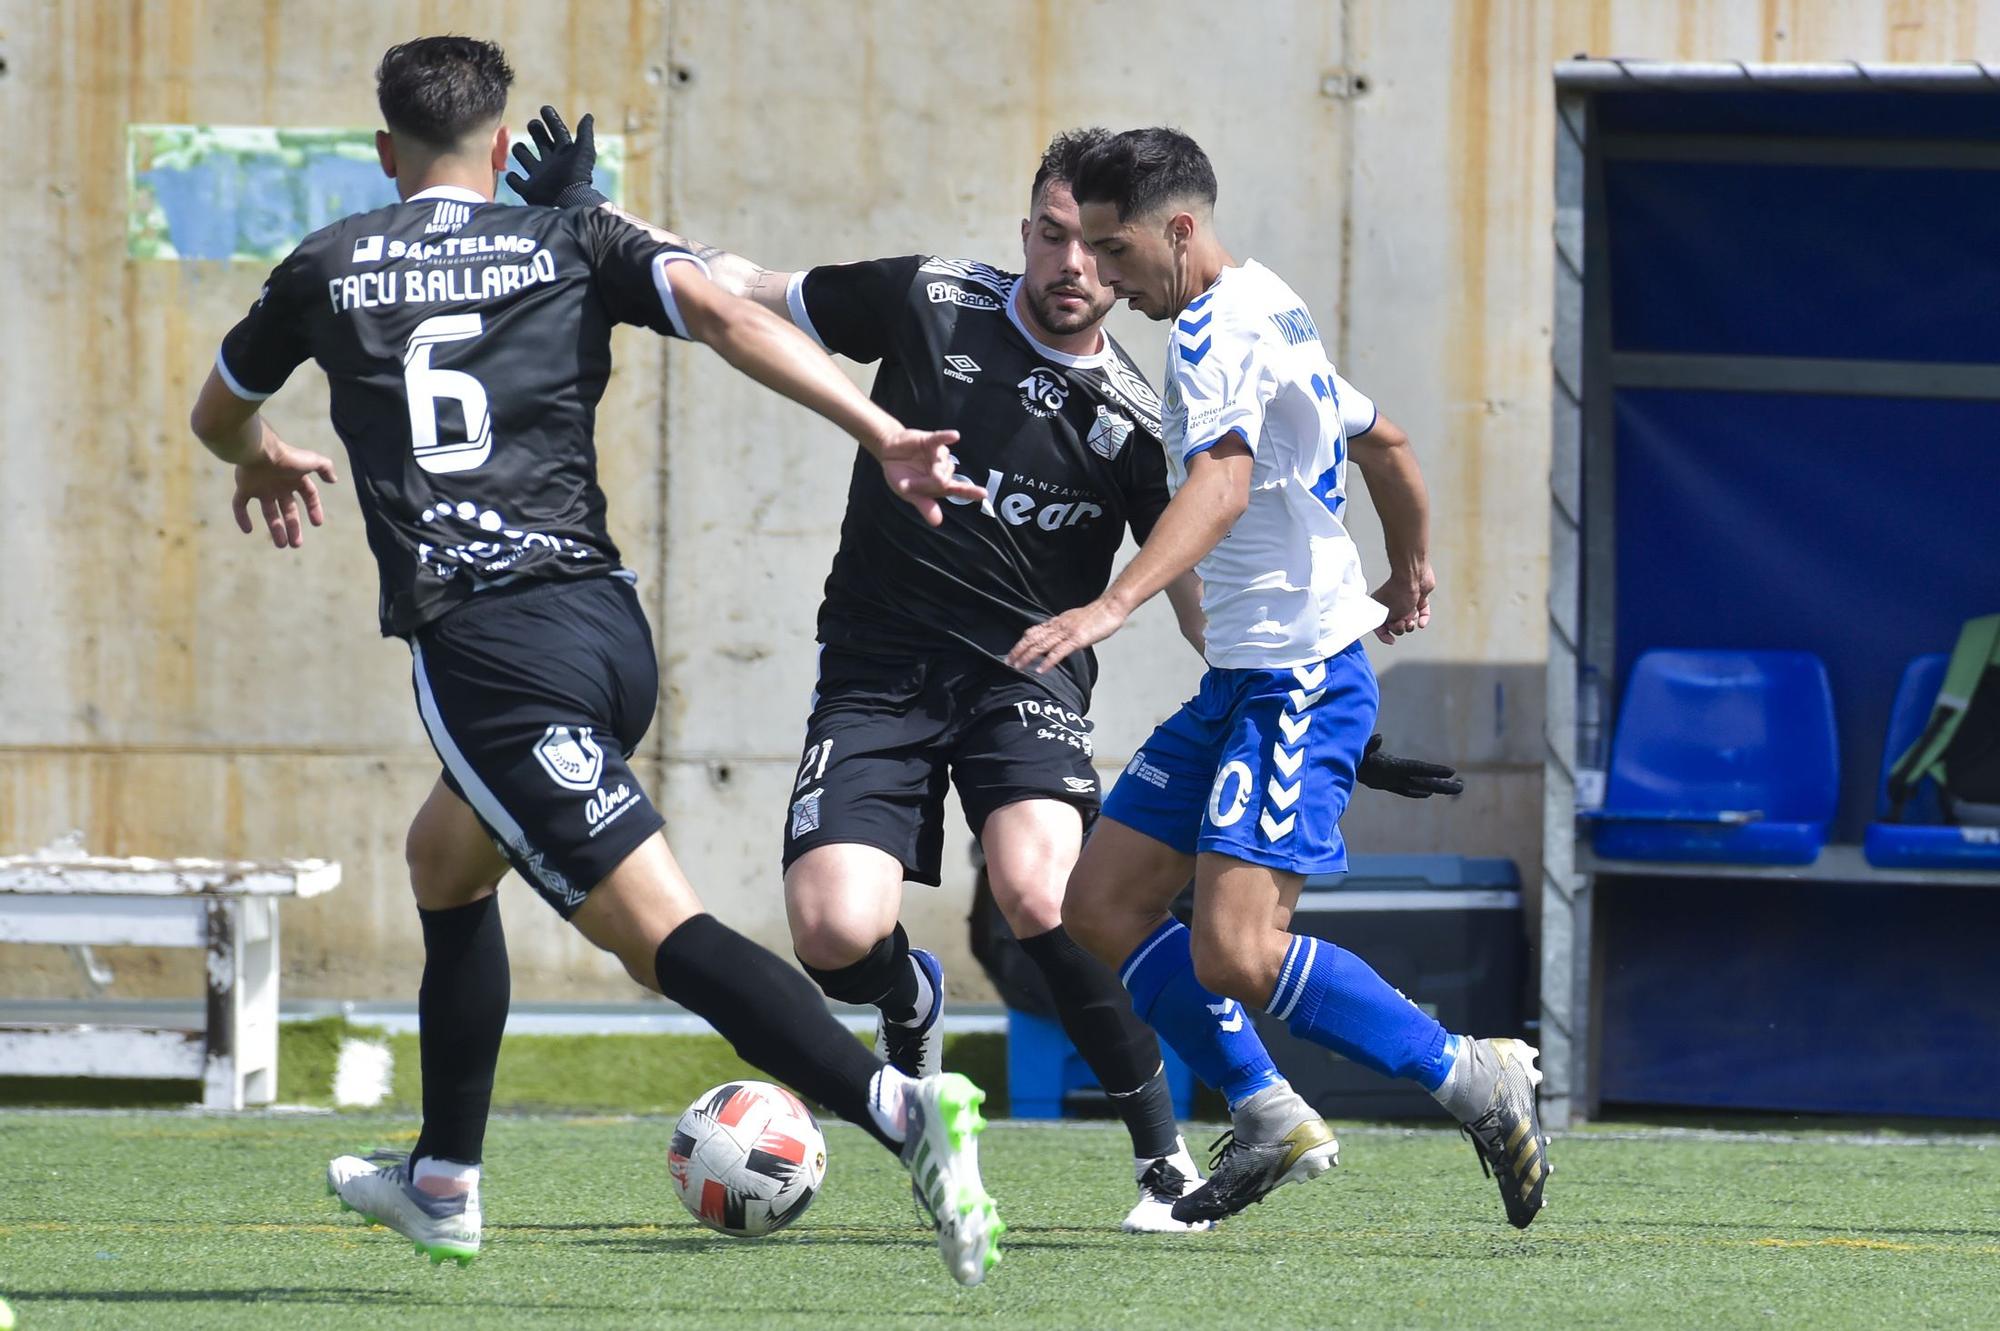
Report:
1007,1008,1195,1120
1863,654,2000,869
1589,650,1838,865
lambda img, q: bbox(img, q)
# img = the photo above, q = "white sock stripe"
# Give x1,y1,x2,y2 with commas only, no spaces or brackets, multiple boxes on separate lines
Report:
1105,1061,1168,1098
1274,936,1319,1022
1267,934,1305,1016
1119,922,1183,989
411,643,552,894
893,953,937,1026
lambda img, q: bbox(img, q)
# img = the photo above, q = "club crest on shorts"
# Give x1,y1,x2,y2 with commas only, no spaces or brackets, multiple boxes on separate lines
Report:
790,787,823,840
533,724,605,792
1086,404,1134,460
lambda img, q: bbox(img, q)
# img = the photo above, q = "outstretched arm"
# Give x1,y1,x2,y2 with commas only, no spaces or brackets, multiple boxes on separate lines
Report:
1006,438,1251,674
617,206,792,314
1348,412,1434,644
662,262,982,524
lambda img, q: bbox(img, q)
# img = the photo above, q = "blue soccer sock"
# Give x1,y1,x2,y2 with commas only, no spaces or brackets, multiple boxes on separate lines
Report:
1119,918,1283,1109
1266,933,1460,1090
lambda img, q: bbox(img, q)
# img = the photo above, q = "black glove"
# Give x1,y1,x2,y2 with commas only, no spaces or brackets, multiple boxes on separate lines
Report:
506,105,606,208
1356,734,1464,799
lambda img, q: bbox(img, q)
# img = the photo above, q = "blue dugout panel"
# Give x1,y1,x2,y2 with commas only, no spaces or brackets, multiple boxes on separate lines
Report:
1571,80,2000,1118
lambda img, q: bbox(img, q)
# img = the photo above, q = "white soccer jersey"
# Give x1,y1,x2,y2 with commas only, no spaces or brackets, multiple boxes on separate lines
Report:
1160,260,1387,669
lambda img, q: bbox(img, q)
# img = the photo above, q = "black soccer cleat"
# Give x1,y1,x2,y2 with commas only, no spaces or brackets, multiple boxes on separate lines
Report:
1169,1087,1339,1224
873,947,944,1078
1454,1038,1552,1229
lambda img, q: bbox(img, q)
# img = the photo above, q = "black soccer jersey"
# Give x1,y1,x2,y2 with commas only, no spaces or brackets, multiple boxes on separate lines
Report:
791,255,1169,713
216,186,700,636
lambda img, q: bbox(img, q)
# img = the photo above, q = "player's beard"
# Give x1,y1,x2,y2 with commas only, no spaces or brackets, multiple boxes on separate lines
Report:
1025,282,1114,337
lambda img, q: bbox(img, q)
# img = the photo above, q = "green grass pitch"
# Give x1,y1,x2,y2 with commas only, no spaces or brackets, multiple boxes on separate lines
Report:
0,1113,1995,1329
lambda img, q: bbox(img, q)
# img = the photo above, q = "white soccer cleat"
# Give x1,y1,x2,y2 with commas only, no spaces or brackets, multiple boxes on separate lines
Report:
327,1151,481,1266
900,1072,1004,1285
1121,1139,1215,1234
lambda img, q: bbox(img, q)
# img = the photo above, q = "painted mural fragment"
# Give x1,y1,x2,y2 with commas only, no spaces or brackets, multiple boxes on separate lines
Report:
127,124,625,262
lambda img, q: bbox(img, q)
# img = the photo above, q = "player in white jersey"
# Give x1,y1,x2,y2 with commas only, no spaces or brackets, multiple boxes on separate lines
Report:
1008,128,1549,1229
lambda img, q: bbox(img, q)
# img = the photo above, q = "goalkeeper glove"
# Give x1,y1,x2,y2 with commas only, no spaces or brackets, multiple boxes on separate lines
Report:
506,105,606,208
1356,734,1464,799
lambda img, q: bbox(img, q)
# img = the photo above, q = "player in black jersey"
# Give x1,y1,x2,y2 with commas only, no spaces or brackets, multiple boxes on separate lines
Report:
186,37,1002,1284
513,114,1463,1233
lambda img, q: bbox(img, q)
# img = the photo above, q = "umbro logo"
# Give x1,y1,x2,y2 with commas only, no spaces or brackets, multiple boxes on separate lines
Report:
943,354,981,384
1062,776,1097,794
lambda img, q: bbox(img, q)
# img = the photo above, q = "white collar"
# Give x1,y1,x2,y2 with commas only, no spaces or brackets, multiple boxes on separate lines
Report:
406,185,490,204
1007,280,1110,368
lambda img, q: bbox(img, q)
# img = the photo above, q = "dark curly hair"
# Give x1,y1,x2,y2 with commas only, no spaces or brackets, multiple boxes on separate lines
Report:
1031,127,1112,208
375,36,514,149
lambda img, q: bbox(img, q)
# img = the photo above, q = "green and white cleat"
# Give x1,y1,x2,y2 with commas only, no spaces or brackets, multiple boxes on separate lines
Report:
327,1151,481,1266
901,1072,1004,1286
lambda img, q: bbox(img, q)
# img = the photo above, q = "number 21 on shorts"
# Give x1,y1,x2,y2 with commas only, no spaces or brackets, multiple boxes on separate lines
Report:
795,740,834,792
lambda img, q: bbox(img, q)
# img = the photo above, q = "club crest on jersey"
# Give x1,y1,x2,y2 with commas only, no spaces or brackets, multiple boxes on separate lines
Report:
533,725,605,792
1087,404,1134,460
1018,368,1069,418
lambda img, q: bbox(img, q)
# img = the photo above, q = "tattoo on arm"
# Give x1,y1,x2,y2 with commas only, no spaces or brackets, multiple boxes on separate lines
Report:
599,204,772,301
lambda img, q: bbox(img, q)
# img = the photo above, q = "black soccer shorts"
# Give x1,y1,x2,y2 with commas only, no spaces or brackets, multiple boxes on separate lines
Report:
410,576,665,918
780,646,1102,885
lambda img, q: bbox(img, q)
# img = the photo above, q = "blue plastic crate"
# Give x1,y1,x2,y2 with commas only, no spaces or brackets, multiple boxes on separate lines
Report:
1006,1007,1196,1120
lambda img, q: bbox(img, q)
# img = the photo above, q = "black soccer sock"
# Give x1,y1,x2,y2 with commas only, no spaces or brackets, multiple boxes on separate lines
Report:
799,922,923,1022
410,894,510,1167
659,914,897,1152
1018,924,1182,1162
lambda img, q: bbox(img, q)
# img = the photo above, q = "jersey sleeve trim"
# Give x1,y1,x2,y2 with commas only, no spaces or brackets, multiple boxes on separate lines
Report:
649,250,712,341
1183,429,1246,465
785,270,828,349
1333,372,1378,438
214,347,274,402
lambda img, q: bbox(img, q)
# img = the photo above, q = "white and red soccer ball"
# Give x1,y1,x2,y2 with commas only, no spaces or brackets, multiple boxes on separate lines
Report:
668,1080,828,1237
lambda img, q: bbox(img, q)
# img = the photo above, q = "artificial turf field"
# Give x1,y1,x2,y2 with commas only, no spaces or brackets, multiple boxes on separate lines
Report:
2,1114,1996,1329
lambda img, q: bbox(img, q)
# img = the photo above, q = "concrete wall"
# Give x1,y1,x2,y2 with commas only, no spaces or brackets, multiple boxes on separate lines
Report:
5,0,1997,1003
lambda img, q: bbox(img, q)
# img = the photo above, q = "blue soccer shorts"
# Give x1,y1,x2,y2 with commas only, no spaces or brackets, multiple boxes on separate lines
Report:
1102,639,1378,875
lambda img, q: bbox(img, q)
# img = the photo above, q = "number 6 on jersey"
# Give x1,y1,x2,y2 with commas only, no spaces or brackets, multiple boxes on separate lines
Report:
405,313,494,474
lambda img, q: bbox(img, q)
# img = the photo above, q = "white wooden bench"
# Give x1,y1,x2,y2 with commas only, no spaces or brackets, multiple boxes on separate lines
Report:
0,853,341,1108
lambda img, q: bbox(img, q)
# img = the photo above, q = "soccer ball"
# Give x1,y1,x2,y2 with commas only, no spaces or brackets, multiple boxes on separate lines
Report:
668,1080,828,1237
